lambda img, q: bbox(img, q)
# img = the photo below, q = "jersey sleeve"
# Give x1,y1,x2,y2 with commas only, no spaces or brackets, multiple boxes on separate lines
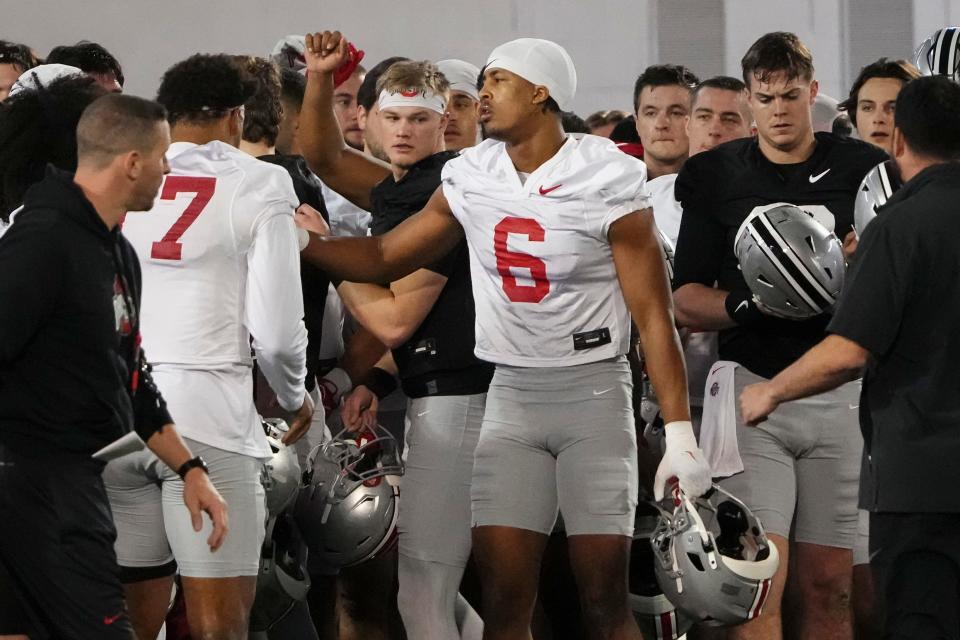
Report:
245,204,309,412
597,156,651,239
672,155,727,289
828,214,914,357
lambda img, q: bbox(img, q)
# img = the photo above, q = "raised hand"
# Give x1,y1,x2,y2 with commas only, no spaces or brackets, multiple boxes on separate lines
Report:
304,31,349,75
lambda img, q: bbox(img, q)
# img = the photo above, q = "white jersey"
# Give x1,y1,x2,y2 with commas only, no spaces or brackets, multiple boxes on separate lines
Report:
647,172,718,407
442,135,650,367
122,141,308,457
647,173,682,248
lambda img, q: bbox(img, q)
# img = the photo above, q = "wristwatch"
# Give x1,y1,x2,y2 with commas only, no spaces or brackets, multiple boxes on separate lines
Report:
177,456,209,480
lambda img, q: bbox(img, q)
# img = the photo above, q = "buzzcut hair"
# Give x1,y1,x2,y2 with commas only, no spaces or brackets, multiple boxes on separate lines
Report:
895,75,960,161
236,56,282,146
741,31,814,89
156,53,256,125
280,69,306,111
0,75,105,216
633,64,699,113
358,56,409,111
693,75,746,102
77,94,168,168
838,58,921,126
375,60,450,103
46,41,124,87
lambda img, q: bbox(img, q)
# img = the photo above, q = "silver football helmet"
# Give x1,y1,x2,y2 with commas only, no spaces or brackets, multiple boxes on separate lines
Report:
734,203,845,320
262,418,302,518
293,425,403,572
854,160,902,238
250,513,311,632
651,486,780,627
631,502,695,639
914,27,960,80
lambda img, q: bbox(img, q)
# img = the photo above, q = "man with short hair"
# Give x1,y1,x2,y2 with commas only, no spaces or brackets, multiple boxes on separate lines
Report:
299,32,712,640
335,65,366,150
300,38,491,639
46,40,124,92
437,59,482,151
633,64,699,179
686,76,752,157
104,54,313,640
740,74,960,640
0,93,227,640
672,32,887,639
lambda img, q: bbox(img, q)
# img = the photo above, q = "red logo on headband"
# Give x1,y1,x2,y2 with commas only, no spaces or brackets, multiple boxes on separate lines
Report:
399,89,419,97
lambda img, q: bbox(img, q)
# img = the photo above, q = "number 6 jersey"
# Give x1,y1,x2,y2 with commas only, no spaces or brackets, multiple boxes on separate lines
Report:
441,135,650,367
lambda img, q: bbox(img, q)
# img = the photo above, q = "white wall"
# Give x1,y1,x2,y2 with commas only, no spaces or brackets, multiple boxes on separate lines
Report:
9,0,960,116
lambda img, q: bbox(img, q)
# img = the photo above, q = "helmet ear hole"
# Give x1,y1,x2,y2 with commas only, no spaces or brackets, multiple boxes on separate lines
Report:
756,274,774,289
804,235,816,253
687,553,706,572
823,267,833,280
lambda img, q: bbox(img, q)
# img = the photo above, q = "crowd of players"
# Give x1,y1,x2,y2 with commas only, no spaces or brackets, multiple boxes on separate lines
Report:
0,22,959,640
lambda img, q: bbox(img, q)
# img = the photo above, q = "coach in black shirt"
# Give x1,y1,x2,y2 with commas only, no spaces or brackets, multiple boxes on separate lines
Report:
0,94,227,639
742,75,960,639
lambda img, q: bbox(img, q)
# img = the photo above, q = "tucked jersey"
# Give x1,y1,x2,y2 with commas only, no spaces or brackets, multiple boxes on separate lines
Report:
122,141,308,457
442,135,650,367
673,133,887,378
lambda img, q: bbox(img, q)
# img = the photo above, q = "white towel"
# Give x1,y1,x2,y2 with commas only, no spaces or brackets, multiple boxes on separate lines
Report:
698,361,744,478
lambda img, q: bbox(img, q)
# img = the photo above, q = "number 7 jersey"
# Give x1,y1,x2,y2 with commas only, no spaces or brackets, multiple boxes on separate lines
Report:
122,141,306,375
441,135,651,367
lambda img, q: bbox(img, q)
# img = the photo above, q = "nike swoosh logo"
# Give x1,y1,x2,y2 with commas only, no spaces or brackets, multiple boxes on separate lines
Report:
736,300,749,313
809,169,831,183
849,404,859,410
593,388,614,396
103,613,123,625
538,184,562,196
417,410,431,417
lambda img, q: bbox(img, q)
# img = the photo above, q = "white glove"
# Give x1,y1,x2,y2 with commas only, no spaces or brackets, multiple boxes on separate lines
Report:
654,420,713,501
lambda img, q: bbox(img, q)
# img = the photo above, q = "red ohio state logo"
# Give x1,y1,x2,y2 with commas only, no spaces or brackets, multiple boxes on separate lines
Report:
399,89,419,97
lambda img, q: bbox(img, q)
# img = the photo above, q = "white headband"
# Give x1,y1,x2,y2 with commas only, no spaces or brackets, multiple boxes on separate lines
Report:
378,88,447,114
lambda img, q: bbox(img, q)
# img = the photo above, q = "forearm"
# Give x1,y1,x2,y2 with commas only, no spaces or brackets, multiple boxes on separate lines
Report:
145,424,194,473
340,325,390,382
337,282,405,344
673,283,736,331
766,335,866,403
302,234,397,282
301,69,347,175
637,314,691,423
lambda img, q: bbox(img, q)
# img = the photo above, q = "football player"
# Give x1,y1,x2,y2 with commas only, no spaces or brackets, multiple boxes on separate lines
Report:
299,38,491,640
103,54,313,640
298,31,712,640
671,32,888,640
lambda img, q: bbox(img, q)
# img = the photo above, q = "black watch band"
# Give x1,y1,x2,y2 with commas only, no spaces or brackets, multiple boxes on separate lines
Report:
177,456,209,480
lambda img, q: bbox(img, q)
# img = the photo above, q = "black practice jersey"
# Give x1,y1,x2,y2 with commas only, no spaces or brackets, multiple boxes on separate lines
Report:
673,132,887,378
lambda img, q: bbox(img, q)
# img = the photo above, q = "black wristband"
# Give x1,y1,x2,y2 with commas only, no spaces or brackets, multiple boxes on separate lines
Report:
724,290,767,327
177,456,209,480
361,367,398,399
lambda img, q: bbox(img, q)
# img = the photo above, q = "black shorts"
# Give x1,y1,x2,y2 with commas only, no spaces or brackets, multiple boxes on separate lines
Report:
0,439,134,639
870,511,960,640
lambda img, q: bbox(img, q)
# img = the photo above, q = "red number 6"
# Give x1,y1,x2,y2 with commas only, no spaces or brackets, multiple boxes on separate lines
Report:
493,217,550,303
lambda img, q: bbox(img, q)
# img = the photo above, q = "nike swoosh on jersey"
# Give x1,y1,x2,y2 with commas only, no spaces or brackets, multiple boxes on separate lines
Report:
593,388,614,395
538,184,562,196
736,300,749,313
809,169,831,183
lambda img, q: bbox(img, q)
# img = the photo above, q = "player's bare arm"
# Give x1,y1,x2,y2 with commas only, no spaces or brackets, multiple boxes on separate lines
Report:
301,186,463,282
300,30,390,210
673,283,737,331
337,270,448,348
610,209,691,423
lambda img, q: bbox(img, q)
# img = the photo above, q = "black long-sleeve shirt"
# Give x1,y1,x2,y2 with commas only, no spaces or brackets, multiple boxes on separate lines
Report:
0,168,170,456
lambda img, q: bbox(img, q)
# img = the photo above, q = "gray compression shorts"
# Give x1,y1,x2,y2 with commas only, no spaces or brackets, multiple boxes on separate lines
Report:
471,356,638,537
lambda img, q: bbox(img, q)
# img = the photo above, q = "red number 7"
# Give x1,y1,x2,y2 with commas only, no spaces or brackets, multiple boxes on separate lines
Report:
150,176,217,260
